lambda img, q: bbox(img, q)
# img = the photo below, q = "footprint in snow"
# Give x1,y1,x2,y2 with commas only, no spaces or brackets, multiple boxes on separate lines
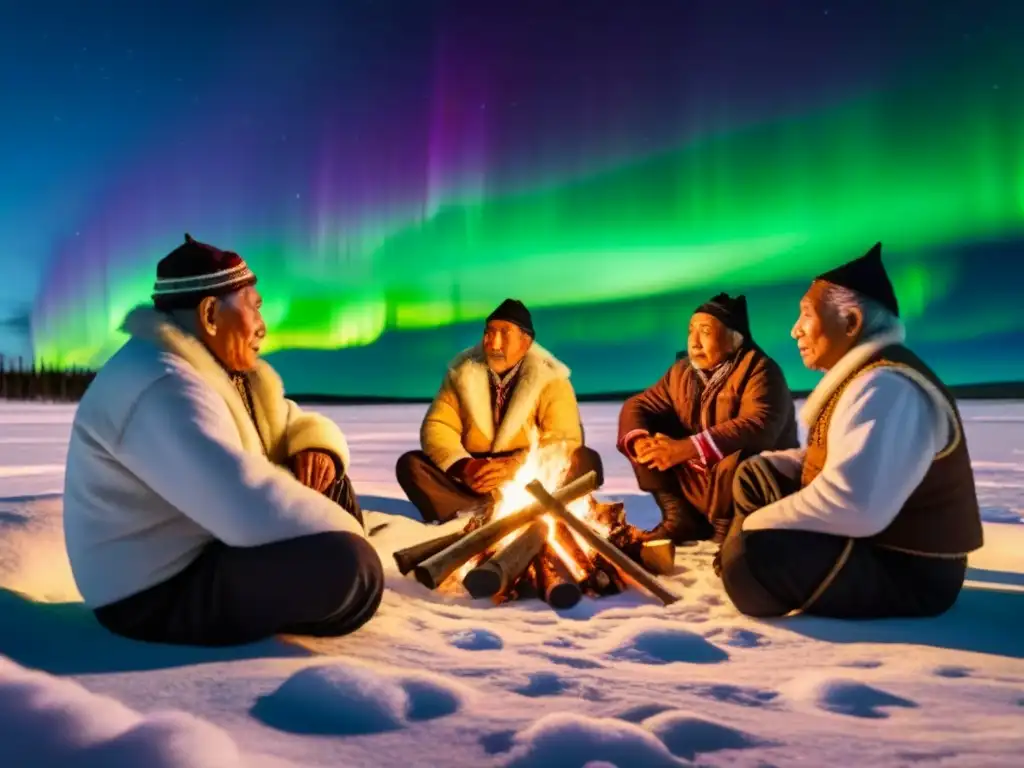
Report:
449,667,502,678
524,651,605,670
513,671,571,697
703,627,769,648
841,659,884,669
608,627,729,665
933,665,973,679
543,637,579,649
448,628,503,651
479,729,516,755
785,677,918,719
679,683,780,708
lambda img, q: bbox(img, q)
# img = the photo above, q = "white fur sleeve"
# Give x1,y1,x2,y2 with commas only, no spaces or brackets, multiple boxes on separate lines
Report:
743,369,947,538
117,375,364,546
283,400,351,472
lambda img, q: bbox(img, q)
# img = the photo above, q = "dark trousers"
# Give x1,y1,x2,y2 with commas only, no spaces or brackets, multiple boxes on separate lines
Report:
719,456,967,619
94,477,384,646
629,455,730,540
623,409,746,541
396,446,605,523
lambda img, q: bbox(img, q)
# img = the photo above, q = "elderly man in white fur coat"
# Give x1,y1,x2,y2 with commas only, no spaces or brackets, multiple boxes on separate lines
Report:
63,234,383,646
396,299,603,522
719,243,983,619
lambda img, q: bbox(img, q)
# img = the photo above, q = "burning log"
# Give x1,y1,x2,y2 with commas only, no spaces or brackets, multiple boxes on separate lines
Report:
548,520,590,578
536,546,582,609
463,520,547,598
494,561,539,605
393,531,465,575
393,506,494,574
525,480,681,606
413,470,600,589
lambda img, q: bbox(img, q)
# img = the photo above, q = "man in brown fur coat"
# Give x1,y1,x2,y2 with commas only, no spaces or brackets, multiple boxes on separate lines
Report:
617,293,798,544
397,299,603,522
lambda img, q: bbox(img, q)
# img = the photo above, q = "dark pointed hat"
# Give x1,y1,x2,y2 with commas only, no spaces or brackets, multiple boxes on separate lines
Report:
814,242,899,316
694,292,752,340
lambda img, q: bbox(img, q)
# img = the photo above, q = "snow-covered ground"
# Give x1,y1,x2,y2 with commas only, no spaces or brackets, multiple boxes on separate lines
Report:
1,400,1022,767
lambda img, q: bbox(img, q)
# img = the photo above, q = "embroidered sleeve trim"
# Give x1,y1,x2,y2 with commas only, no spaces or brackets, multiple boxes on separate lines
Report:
691,430,724,466
618,429,650,457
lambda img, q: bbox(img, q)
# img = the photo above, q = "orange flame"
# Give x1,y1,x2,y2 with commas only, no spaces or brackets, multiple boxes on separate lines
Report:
453,431,601,584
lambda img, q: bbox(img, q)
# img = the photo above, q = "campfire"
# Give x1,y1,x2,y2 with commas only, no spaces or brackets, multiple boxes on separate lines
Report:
393,440,680,609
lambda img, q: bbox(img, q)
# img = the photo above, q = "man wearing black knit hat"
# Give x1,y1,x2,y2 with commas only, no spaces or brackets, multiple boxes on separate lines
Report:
396,298,603,522
63,234,383,646
617,292,798,545
720,242,983,619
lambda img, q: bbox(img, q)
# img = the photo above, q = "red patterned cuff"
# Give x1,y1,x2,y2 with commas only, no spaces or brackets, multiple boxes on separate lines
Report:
619,429,650,458
690,431,724,467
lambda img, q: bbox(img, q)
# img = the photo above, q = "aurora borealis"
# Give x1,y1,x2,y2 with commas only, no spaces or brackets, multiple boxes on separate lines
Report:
10,1,1024,396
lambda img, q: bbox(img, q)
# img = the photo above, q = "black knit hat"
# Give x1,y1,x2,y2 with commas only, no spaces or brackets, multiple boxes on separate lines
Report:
814,241,900,317
152,233,257,311
486,298,535,337
694,293,752,340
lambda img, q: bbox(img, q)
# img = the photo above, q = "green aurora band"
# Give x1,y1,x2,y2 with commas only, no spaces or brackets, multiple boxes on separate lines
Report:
32,72,1024,396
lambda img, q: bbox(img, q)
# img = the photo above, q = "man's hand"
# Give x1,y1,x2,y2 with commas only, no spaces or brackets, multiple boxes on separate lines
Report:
463,456,519,494
635,434,699,472
631,435,655,458
292,450,338,493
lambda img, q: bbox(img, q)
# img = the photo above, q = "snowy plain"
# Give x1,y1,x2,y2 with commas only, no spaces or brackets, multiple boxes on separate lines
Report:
0,399,1022,767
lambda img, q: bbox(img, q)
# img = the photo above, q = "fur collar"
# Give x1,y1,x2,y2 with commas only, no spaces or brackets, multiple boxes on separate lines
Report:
121,305,284,456
800,326,907,427
447,342,570,452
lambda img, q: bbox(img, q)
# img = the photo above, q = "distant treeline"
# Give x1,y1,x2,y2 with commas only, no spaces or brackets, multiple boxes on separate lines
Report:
0,356,96,402
1,353,1021,404
288,381,1024,405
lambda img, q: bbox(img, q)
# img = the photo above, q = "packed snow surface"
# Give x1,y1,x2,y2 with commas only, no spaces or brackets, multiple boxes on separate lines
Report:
1,400,1022,766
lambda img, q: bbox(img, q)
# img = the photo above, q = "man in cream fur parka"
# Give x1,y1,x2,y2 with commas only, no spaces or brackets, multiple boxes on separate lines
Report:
64,234,383,646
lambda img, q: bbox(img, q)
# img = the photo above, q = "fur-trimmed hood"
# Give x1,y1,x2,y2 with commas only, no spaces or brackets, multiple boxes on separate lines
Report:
446,342,571,453
800,323,958,451
800,326,907,427
120,305,350,469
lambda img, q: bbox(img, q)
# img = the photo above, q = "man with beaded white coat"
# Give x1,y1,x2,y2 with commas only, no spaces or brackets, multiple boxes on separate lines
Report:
718,243,983,619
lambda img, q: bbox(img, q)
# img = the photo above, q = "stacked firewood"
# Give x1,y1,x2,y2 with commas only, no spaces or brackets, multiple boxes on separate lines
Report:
393,472,680,610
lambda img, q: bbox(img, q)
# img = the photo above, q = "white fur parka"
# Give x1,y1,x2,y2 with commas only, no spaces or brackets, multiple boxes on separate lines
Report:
63,306,363,608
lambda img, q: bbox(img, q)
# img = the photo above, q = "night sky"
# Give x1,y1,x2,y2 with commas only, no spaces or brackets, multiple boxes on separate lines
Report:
2,1,1022,393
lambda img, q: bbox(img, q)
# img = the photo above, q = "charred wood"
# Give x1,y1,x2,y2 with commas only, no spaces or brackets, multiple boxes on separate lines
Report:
536,547,582,609
524,480,680,605
464,520,547,598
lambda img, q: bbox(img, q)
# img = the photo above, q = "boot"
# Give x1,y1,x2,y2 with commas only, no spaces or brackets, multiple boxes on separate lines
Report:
641,491,714,545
